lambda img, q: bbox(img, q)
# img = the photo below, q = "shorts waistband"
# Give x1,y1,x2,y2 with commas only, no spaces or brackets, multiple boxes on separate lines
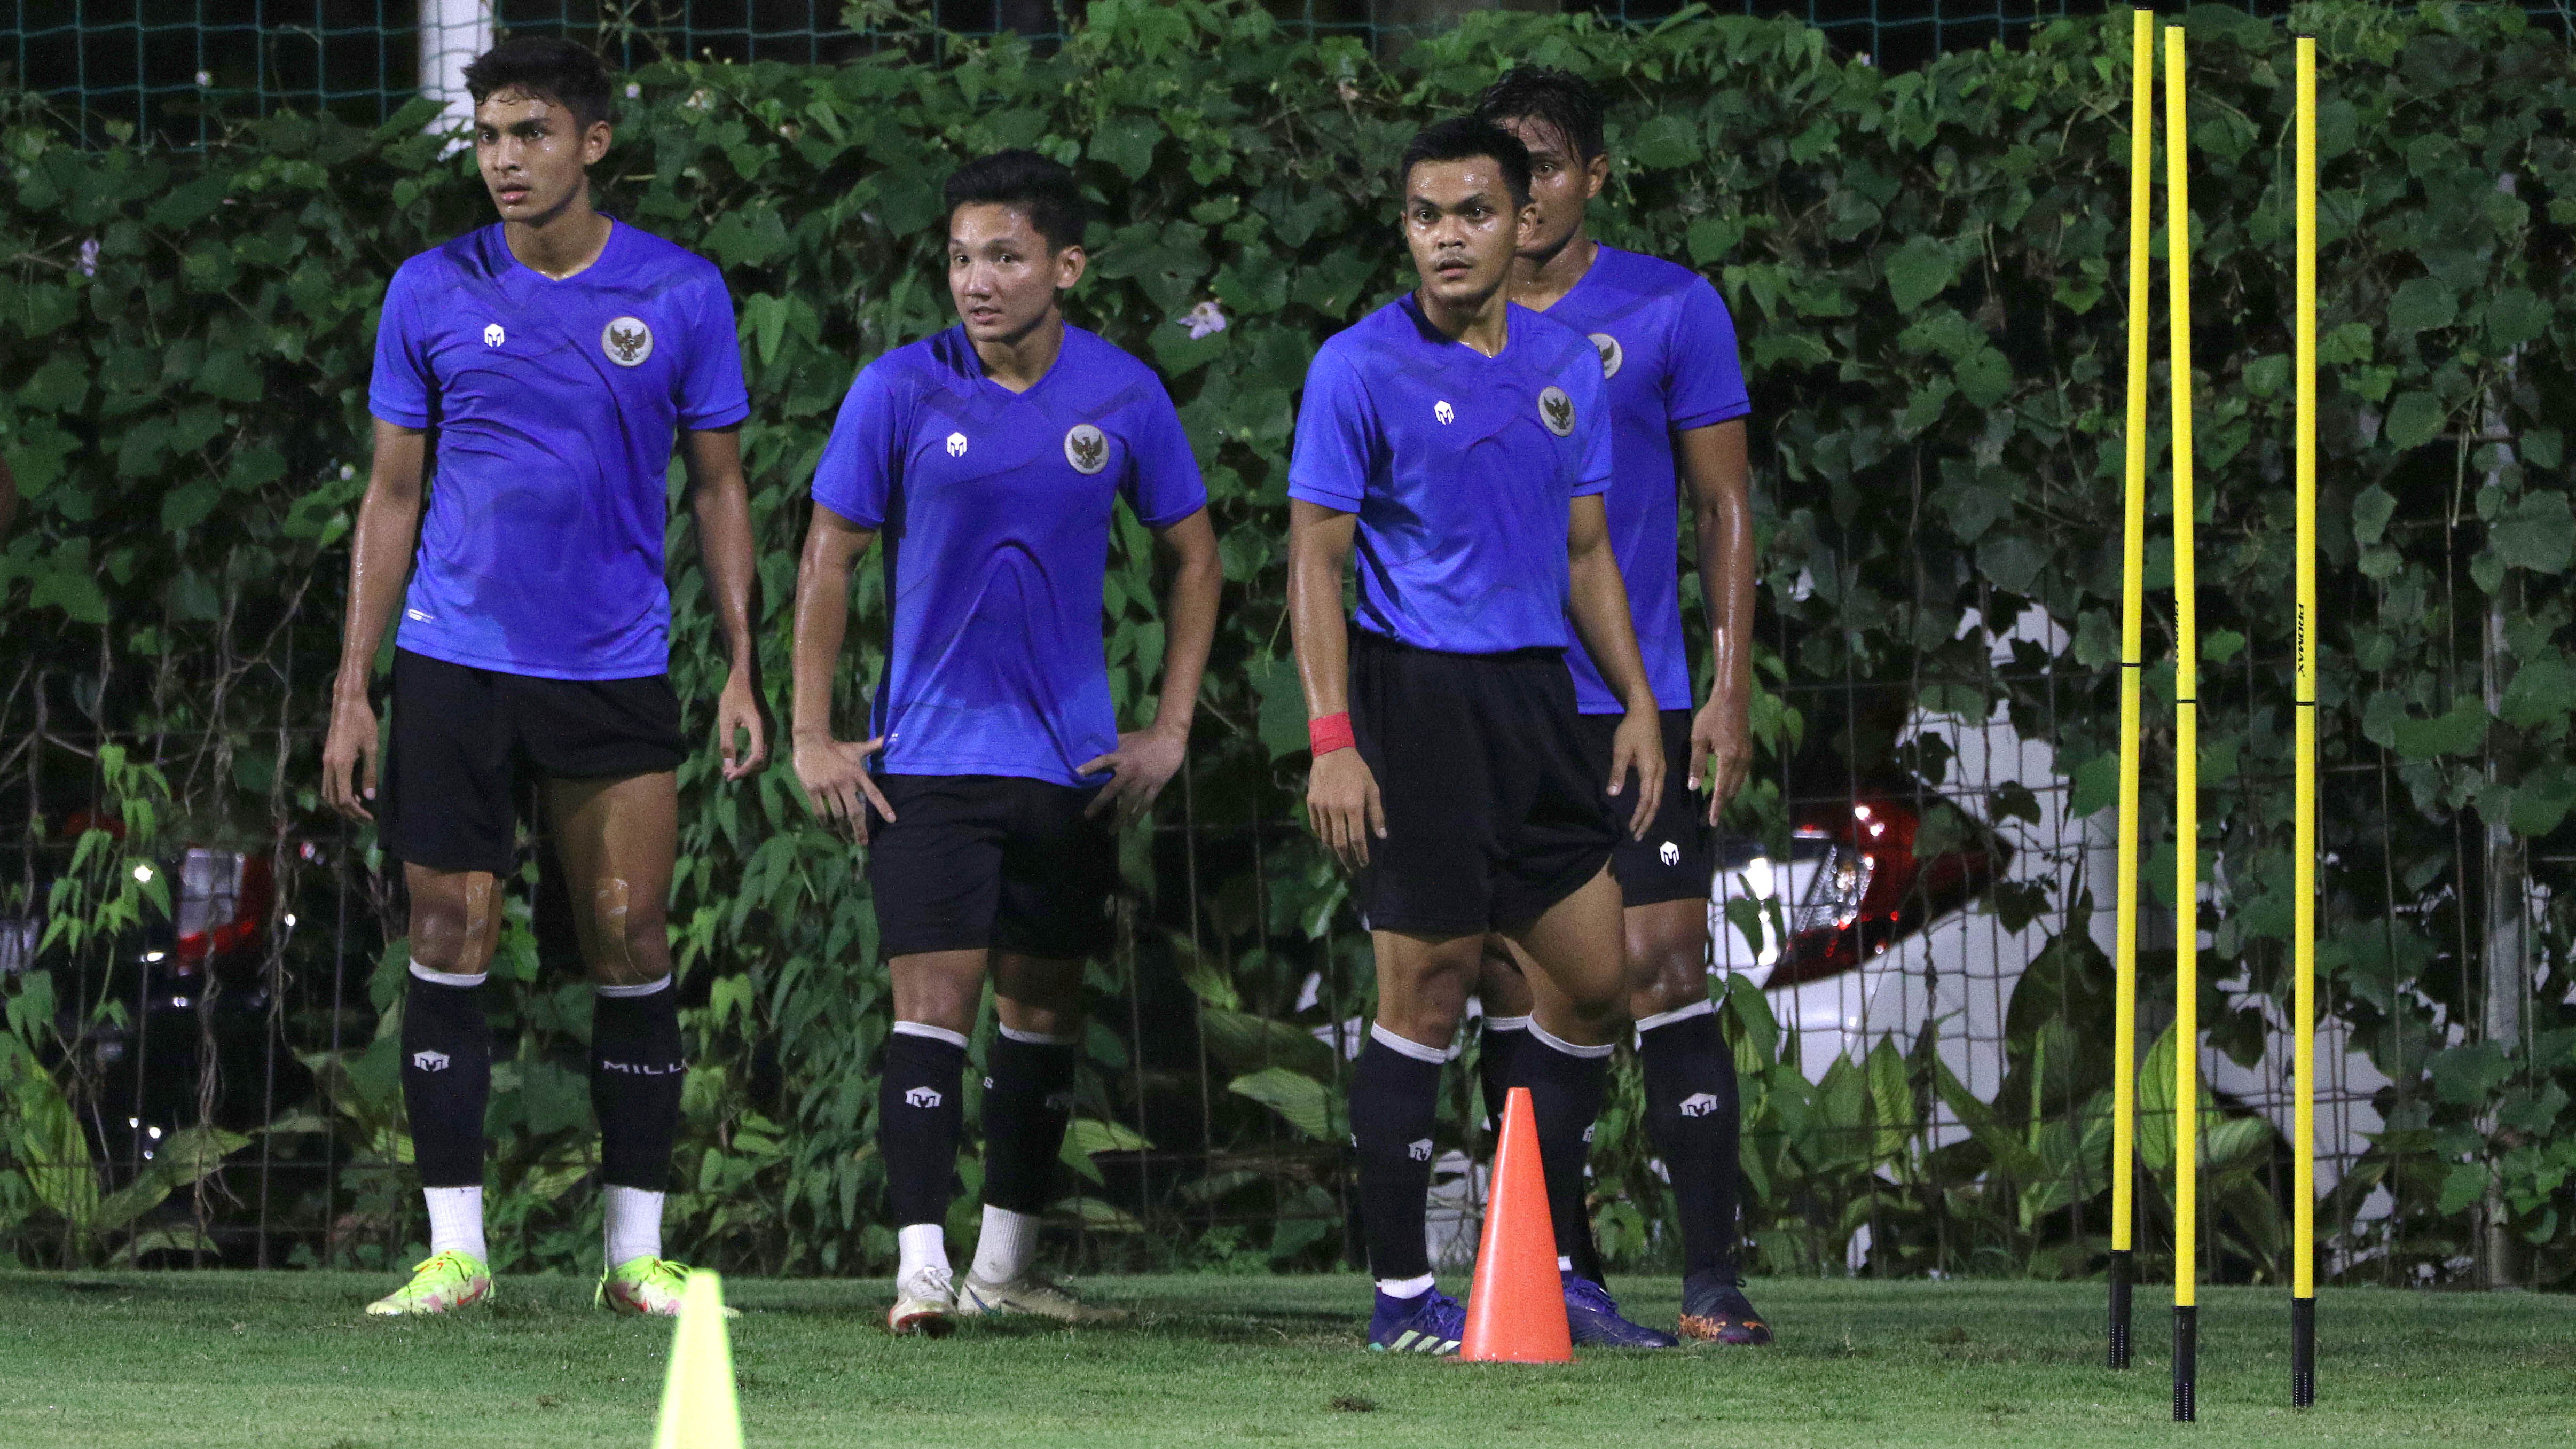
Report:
1349,629,1567,667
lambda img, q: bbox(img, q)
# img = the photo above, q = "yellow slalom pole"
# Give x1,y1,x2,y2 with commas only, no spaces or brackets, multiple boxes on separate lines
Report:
2292,32,2320,1413
2165,22,2201,1425
2108,6,2154,1375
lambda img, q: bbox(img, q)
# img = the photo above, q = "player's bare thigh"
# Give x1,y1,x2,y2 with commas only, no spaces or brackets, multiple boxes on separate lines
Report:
544,770,678,989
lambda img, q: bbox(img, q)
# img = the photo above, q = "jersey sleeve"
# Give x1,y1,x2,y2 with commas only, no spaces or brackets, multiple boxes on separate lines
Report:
1284,343,1376,513
1570,348,1614,498
1119,383,1209,528
1666,277,1752,432
810,361,906,529
678,265,753,430
367,265,435,429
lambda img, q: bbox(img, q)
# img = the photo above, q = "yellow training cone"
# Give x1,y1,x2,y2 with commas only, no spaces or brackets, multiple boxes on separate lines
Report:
650,1271,743,1449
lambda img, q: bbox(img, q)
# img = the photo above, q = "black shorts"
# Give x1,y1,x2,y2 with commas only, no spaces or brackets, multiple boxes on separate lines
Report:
379,649,687,875
865,775,1119,960
1348,632,1620,936
1579,709,1713,908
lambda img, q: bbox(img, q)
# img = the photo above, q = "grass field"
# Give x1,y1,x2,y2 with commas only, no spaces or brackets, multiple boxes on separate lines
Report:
2,1271,2570,1447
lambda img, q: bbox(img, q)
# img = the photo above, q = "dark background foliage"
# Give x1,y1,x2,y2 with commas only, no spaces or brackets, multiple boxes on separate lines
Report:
3,0,2574,1287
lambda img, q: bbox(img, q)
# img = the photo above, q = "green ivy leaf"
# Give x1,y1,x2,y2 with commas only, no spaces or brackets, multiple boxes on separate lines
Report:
2389,696,2490,760
2384,277,2457,336
2494,493,2575,574
2382,391,2449,450
1883,236,1959,312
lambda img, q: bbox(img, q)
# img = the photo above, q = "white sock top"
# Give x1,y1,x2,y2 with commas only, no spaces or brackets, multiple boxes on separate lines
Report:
969,1203,1043,1284
897,1222,951,1287
602,1184,664,1268
425,1185,486,1262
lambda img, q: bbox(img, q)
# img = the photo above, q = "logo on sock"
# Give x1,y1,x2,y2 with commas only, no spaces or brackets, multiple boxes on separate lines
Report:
597,1058,684,1076
1679,1092,1722,1118
1659,840,1680,866
905,1086,944,1108
1043,1090,1077,1114
1582,1124,1597,1143
410,1049,450,1072
1407,1138,1433,1162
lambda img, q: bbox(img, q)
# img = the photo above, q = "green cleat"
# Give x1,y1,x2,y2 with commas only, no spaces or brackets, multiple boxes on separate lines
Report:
597,1256,738,1318
365,1250,492,1317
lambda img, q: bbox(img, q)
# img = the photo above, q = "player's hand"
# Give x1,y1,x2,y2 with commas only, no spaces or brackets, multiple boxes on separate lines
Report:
716,667,767,781
1606,706,1665,841
1690,691,1752,827
791,732,894,843
320,688,380,823
1078,723,1188,828
1306,747,1385,871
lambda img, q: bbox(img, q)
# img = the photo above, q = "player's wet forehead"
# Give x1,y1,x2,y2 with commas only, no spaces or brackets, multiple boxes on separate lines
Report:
948,202,1048,252
1494,114,1578,164
1404,156,1512,210
473,87,564,129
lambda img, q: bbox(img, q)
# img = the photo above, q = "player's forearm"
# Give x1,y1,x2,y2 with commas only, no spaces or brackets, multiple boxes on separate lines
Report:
682,429,759,673
1286,502,1356,720
689,484,759,673
1684,419,1754,715
1566,498,1656,714
1149,511,1222,739
335,426,426,701
789,521,869,741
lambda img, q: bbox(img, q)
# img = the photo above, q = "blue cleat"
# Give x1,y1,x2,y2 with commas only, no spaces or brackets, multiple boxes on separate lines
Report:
1368,1287,1467,1354
1563,1272,1679,1348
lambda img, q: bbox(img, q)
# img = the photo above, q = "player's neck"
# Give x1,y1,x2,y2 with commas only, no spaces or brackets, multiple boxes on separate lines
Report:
1510,229,1597,313
971,309,1066,394
1415,285,1511,358
502,190,612,282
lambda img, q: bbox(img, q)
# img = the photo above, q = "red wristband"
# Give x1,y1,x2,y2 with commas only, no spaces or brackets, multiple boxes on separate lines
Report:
1309,712,1355,756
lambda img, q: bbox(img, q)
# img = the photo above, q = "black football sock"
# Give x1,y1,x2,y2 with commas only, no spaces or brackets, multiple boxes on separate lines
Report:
881,1023,969,1228
591,974,687,1193
1350,1023,1446,1285
1638,1001,1742,1279
980,1026,1079,1215
401,961,491,1190
1512,1020,1613,1279
1477,1014,1529,1134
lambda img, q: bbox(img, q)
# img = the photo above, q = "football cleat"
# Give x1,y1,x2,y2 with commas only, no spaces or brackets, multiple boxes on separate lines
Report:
1366,1288,1466,1354
1677,1270,1772,1345
888,1264,956,1337
955,1270,1129,1323
364,1250,492,1317
597,1256,737,1318
1562,1272,1679,1348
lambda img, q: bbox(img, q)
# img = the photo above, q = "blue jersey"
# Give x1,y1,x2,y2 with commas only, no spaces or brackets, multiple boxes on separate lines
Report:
368,221,750,680
1287,296,1612,656
811,325,1208,787
1539,246,1750,713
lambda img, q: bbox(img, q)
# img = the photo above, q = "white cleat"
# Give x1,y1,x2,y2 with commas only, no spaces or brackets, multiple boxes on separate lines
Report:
955,1270,1129,1323
888,1264,956,1337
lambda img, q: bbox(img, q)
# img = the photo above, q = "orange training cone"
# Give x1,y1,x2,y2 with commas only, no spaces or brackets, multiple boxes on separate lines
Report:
1458,1085,1573,1363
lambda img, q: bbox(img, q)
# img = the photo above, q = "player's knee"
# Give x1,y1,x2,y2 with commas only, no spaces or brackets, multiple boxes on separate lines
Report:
584,879,671,989
407,884,495,975
1627,941,1710,1020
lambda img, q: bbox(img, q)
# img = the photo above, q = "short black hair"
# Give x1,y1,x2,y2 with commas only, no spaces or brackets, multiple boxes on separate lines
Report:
943,150,1090,254
462,37,615,134
1398,117,1532,209
1474,66,1607,165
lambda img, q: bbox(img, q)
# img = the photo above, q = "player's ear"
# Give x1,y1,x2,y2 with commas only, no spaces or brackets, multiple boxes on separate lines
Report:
582,118,614,166
1583,150,1608,201
1054,244,1087,292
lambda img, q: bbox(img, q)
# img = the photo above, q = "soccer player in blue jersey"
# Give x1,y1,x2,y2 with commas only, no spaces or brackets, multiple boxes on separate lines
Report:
320,38,764,1318
1289,117,1668,1354
790,150,1222,1336
1472,67,1770,1345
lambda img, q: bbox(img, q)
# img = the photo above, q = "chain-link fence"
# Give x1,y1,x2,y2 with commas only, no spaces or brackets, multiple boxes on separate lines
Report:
5,0,2443,147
